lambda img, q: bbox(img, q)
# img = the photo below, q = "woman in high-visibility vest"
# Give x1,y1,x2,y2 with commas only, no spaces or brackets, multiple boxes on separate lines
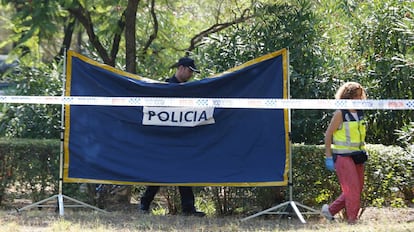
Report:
322,82,368,224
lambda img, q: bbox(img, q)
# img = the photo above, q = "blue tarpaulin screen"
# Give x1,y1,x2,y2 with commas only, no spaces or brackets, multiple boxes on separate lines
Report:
64,49,289,186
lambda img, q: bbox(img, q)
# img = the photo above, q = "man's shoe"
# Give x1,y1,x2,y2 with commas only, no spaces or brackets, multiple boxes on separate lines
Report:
183,210,206,217
321,204,334,220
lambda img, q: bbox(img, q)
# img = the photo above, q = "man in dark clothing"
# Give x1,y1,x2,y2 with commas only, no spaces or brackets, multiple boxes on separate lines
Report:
139,57,205,217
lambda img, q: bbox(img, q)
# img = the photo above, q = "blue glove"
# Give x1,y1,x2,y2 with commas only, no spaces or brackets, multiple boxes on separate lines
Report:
325,157,335,171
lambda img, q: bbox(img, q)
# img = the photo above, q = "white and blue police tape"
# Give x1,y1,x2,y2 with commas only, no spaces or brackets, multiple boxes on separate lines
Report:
0,95,412,110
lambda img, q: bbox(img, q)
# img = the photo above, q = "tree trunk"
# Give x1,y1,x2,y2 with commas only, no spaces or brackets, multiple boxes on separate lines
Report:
125,0,139,73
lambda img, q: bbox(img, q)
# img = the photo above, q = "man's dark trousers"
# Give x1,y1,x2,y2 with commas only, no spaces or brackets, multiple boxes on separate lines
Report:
140,186,196,212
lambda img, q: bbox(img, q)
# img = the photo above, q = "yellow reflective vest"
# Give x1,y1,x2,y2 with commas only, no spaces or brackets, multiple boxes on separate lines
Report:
332,110,366,154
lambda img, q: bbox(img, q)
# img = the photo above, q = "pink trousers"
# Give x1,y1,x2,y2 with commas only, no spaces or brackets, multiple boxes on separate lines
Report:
329,155,365,223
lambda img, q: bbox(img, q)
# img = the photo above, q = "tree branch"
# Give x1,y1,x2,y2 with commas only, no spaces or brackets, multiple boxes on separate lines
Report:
67,5,111,65
141,0,158,58
125,0,140,73
187,9,253,52
55,16,76,62
110,10,126,66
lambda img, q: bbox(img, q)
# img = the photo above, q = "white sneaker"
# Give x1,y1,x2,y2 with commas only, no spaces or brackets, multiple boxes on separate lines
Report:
321,204,334,220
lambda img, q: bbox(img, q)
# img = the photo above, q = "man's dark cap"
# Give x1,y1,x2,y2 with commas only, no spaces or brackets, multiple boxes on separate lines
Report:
172,57,200,73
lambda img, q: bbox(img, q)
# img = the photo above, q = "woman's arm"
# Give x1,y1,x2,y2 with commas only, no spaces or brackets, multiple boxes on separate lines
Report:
324,110,343,158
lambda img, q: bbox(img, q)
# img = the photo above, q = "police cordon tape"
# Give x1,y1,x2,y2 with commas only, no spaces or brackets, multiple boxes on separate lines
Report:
0,95,413,110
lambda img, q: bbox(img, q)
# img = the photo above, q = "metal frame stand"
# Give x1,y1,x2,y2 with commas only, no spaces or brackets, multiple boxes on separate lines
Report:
16,50,106,216
16,194,106,216
241,49,319,223
240,144,320,223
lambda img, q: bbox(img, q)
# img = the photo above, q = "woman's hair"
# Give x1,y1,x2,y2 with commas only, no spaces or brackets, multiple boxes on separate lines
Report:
335,82,367,100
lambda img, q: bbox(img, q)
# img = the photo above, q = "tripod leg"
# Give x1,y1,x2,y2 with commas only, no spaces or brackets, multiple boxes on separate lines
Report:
240,201,290,221
290,201,306,223
58,194,64,216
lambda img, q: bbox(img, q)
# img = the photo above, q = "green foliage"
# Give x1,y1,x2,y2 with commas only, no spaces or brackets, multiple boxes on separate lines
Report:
395,122,414,163
0,0,67,63
364,144,413,207
347,1,414,145
0,138,59,204
0,62,62,139
0,138,91,205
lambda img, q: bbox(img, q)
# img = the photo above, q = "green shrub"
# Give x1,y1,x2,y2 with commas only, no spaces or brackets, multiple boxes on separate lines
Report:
0,64,62,139
0,138,59,204
364,144,413,207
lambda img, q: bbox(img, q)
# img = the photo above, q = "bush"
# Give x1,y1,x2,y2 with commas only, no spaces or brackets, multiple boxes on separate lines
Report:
364,144,413,207
0,138,59,204
0,63,62,139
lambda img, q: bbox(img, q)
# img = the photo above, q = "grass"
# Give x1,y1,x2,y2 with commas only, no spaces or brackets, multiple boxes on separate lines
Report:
0,204,413,232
